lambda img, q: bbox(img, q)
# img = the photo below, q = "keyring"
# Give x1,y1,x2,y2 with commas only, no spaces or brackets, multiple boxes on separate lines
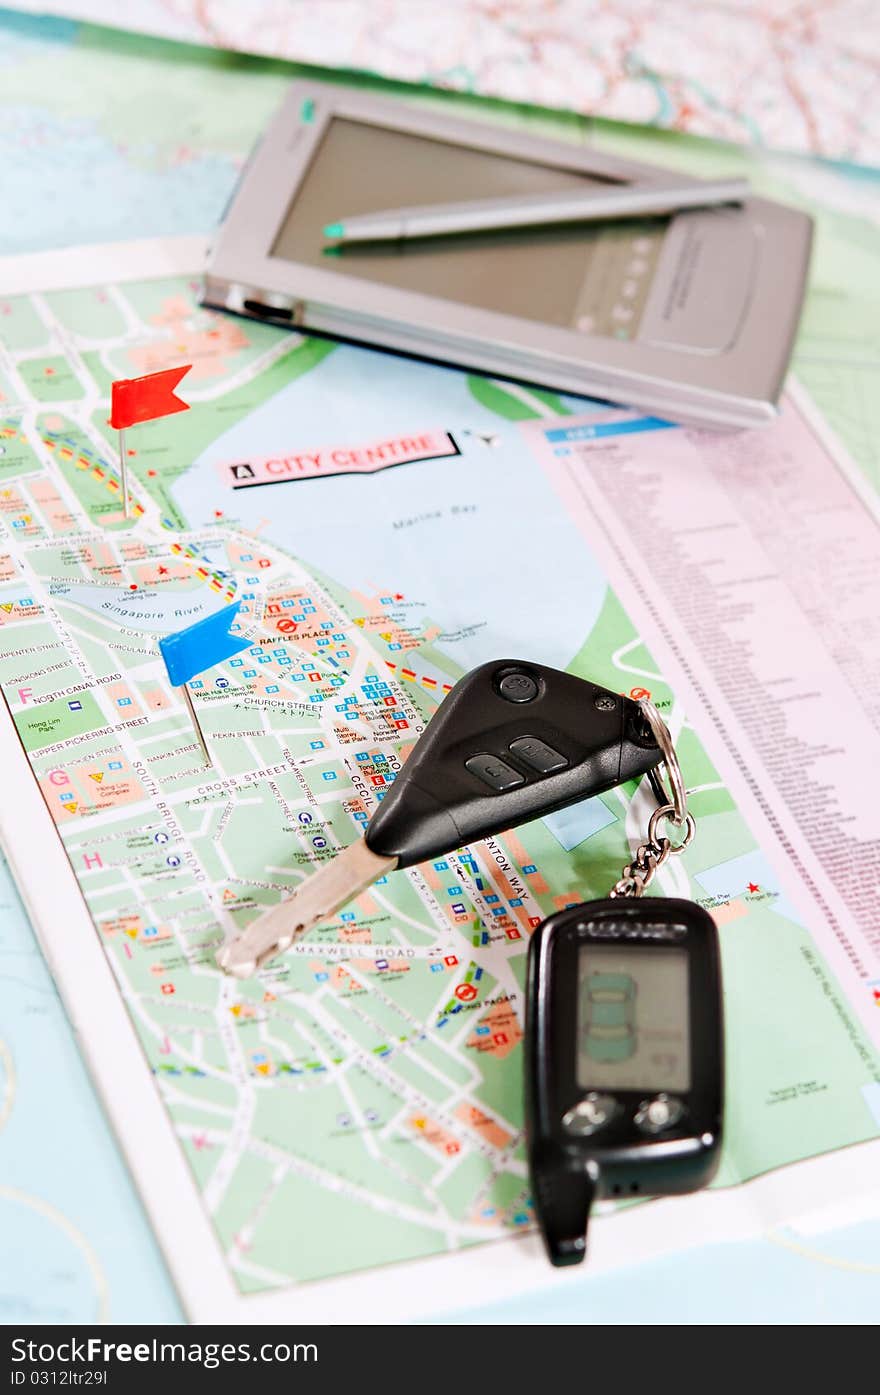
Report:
647,802,696,854
638,698,688,826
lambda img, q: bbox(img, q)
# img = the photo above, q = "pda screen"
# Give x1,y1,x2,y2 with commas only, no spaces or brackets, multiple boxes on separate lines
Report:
577,945,691,1092
271,117,664,338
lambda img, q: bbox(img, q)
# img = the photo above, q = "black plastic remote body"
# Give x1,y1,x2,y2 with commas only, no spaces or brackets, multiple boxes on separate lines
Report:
365,659,663,868
525,896,724,1266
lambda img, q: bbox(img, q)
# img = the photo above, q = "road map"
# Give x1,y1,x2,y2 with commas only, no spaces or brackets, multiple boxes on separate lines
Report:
12,0,880,164
1,6,880,1323
0,242,877,1317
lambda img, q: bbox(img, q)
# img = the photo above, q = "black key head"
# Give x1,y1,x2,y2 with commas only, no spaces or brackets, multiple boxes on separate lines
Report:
365,659,662,868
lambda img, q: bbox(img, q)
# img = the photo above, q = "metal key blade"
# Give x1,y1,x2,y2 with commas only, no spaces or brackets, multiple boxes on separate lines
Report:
217,839,397,978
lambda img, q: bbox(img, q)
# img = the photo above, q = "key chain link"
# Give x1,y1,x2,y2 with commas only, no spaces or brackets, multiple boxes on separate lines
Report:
610,699,696,899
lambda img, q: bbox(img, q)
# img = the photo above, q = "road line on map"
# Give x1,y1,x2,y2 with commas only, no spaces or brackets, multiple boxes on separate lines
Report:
0,1185,109,1321
0,1037,15,1135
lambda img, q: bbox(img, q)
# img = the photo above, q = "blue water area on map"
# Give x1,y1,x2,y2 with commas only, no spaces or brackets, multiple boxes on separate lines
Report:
695,849,800,925
174,343,609,674
56,582,230,633
543,796,618,852
436,1219,880,1323
0,9,241,257
2,104,239,255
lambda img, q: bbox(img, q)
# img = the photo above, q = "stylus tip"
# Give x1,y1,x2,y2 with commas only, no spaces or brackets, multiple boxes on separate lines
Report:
323,222,345,239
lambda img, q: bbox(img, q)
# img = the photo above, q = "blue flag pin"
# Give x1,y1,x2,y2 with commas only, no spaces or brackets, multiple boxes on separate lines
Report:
158,600,251,765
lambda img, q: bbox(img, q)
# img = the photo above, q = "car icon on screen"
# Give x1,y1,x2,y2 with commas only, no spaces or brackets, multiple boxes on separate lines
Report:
582,971,637,1063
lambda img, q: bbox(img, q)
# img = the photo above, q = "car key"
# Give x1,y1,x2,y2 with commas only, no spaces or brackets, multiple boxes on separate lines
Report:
217,658,664,977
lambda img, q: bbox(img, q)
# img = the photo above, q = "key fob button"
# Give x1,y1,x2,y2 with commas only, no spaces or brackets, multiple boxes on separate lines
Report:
497,671,539,703
465,753,525,792
634,1094,684,1134
562,1092,617,1136
509,736,568,774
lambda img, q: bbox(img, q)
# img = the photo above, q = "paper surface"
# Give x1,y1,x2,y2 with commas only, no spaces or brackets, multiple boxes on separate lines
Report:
9,0,880,164
0,238,877,1321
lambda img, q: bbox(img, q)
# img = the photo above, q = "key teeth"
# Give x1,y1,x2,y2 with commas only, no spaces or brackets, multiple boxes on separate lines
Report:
216,938,257,979
214,837,389,978
216,925,305,978
258,934,293,967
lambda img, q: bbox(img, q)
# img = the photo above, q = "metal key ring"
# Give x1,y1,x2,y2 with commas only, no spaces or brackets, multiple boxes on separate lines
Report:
638,698,688,826
647,803,696,855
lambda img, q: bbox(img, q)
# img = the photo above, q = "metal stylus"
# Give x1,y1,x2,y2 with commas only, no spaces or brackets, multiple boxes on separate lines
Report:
323,178,750,243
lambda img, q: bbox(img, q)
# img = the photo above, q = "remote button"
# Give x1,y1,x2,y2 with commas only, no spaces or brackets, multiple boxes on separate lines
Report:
497,671,539,703
562,1093,617,1136
634,1094,684,1134
465,753,525,792
509,736,568,774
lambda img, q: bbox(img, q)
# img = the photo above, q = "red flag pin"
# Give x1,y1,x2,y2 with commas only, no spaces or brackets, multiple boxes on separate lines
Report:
109,366,192,517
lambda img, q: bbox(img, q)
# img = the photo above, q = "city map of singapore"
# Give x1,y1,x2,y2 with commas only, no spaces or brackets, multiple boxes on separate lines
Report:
0,263,876,1300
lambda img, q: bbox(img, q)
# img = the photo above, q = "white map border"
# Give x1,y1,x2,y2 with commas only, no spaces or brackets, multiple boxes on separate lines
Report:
1,238,878,1324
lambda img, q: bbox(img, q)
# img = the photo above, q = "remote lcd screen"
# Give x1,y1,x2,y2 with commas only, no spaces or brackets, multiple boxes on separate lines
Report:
577,945,690,1092
271,117,664,338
